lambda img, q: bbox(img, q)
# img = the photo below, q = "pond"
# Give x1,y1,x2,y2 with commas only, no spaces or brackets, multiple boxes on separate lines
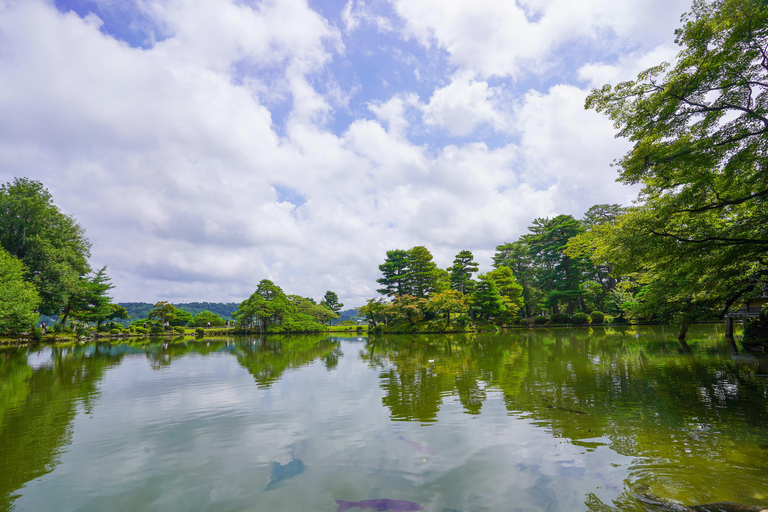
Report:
1,325,767,512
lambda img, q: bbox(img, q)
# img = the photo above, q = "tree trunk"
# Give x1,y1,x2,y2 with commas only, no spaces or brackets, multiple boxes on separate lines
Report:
567,301,575,316
677,322,693,353
552,303,560,315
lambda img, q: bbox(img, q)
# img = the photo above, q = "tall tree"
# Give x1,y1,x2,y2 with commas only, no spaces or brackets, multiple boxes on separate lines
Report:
321,291,344,316
583,0,768,337
449,250,479,295
487,266,524,319
493,241,539,317
233,279,292,331
0,248,39,333
406,246,440,299
0,178,91,316
471,274,506,321
523,215,587,315
376,249,411,297
70,267,126,329
148,301,178,326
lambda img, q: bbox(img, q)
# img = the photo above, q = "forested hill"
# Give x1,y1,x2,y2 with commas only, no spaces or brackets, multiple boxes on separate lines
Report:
118,302,240,321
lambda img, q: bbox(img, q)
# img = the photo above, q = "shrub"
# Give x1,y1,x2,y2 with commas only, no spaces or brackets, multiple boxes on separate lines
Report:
550,313,570,324
134,327,149,335
195,327,205,337
340,320,356,326
53,323,63,333
590,311,605,324
98,323,110,332
534,316,548,325
110,329,121,335
174,326,185,334
31,327,43,341
512,316,522,325
150,325,164,334
571,312,589,324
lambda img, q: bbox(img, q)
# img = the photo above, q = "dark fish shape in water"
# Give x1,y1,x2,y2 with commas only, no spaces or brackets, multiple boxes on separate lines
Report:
335,499,424,511
397,436,436,455
265,459,305,490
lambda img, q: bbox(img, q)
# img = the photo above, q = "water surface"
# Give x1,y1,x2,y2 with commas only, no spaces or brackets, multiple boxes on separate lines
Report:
1,325,766,511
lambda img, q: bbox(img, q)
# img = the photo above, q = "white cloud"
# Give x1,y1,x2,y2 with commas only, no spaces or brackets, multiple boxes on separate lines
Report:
392,0,691,78
422,72,508,136
577,45,679,89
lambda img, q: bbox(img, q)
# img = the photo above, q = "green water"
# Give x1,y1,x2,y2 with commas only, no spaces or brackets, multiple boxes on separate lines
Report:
1,325,766,512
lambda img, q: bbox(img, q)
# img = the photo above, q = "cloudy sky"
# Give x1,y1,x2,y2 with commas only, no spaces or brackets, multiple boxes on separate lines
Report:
0,0,691,307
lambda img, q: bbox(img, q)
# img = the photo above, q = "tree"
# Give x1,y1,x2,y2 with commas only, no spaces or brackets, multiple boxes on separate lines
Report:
523,215,587,315
376,249,411,297
321,291,344,316
0,178,92,316
427,289,469,325
583,0,768,337
148,301,178,326
389,295,427,326
493,241,540,317
471,274,506,321
70,267,129,329
289,295,338,324
449,250,479,295
190,310,224,328
359,298,389,328
406,246,440,299
233,279,292,332
0,248,39,333
172,309,194,327
487,266,524,319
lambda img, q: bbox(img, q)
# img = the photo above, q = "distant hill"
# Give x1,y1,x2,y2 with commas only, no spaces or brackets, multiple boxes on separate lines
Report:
117,302,240,325
338,308,360,323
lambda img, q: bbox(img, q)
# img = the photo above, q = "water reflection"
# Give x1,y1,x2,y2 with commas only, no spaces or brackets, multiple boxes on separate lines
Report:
0,327,765,512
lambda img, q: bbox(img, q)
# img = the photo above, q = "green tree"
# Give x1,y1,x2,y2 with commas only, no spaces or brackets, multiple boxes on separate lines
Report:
390,295,427,326
493,241,540,317
0,178,92,316
487,266,524,320
471,273,506,321
148,301,178,326
233,280,292,332
359,297,389,328
321,291,344,316
407,246,440,299
582,0,768,337
377,249,411,297
190,310,225,327
449,250,479,295
69,267,130,329
289,295,338,324
523,215,587,315
172,309,193,327
0,249,40,333
427,289,469,325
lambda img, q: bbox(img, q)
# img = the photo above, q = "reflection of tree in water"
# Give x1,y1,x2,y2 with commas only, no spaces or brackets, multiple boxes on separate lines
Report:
368,328,768,505
235,334,339,389
142,338,235,369
0,345,123,511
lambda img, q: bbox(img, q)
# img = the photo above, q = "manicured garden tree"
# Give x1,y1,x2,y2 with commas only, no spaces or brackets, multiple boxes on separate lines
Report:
0,248,39,333
376,249,411,297
487,266,524,322
148,301,178,327
427,289,469,325
471,274,506,321
321,291,344,320
406,246,441,299
493,240,541,317
190,310,224,327
449,250,479,295
359,297,389,328
233,279,292,332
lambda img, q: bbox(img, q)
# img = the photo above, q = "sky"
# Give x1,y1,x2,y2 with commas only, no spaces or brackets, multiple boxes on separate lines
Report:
0,0,692,307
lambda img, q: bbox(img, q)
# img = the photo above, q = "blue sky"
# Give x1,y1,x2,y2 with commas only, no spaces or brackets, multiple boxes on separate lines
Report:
0,0,691,305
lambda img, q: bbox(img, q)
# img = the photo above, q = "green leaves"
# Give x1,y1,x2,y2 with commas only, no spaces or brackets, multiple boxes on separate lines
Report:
0,249,39,333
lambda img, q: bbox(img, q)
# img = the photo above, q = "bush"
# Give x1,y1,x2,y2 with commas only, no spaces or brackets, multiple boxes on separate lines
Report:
31,327,43,341
98,323,110,332
174,326,185,334
534,316,548,325
134,327,149,335
340,320,356,326
550,313,570,324
150,325,164,334
571,312,589,324
195,327,205,337
110,329,121,335
590,311,605,324
512,316,523,325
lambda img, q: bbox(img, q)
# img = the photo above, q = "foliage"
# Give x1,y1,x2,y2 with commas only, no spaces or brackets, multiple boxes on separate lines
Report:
582,0,768,333
549,313,570,324
427,289,469,325
534,316,548,325
148,301,178,325
590,311,605,324
289,295,338,324
471,274,506,321
407,246,441,298
0,178,92,316
189,310,225,328
233,279,325,333
389,295,427,326
377,249,411,297
0,248,40,333
744,307,768,343
487,266,524,320
360,298,389,327
320,291,344,316
195,327,205,337
172,309,193,327
173,326,185,334
493,240,540,317
449,250,479,295
571,312,589,324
